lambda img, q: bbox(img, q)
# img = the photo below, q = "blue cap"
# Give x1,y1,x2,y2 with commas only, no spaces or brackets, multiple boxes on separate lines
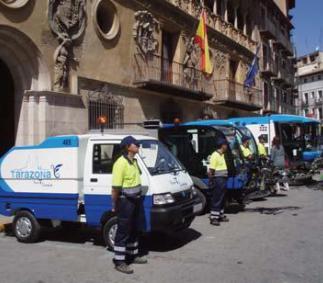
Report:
242,135,251,143
216,138,228,147
120,136,140,147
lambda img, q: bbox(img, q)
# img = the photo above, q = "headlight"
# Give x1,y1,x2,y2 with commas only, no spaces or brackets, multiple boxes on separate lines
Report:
153,193,175,205
191,187,198,198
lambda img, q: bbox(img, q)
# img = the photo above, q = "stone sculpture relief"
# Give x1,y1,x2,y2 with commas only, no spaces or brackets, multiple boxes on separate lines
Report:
133,10,159,56
183,36,202,84
48,0,86,92
214,49,227,77
0,0,29,8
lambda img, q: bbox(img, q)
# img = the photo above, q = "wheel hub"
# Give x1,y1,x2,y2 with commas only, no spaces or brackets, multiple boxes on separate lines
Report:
16,217,32,238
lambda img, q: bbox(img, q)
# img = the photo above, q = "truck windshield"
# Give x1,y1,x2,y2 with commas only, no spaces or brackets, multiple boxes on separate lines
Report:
139,140,184,175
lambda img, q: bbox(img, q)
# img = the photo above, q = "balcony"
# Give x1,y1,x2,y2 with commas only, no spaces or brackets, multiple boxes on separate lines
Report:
133,54,262,111
213,79,262,111
260,56,277,77
165,0,257,54
273,34,294,57
133,53,213,101
259,19,277,40
315,98,323,105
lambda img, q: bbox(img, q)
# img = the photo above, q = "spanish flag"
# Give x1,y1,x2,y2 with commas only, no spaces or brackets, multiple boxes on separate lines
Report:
194,10,213,75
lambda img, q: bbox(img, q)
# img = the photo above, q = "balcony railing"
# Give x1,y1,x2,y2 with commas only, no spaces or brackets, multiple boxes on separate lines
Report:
165,0,257,53
213,79,262,108
133,53,214,98
133,54,262,109
261,56,277,77
259,19,277,40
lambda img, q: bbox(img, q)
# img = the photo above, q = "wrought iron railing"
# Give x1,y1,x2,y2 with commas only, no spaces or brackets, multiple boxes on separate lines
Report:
213,79,262,106
134,54,262,107
133,53,215,95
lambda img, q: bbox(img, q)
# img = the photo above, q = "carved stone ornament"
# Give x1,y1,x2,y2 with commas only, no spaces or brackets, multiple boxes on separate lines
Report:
174,0,190,10
0,0,29,8
133,10,159,56
183,36,202,84
48,0,86,92
87,85,123,105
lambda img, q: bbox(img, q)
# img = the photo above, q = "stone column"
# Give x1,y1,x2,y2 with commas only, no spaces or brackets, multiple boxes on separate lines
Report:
213,0,217,14
224,0,228,22
243,14,247,35
234,8,238,29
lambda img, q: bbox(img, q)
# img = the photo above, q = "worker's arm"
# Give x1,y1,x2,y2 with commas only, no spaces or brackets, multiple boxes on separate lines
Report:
111,159,125,212
111,188,120,212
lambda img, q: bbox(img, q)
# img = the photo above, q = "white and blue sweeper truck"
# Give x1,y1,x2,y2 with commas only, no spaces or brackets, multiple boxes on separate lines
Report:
0,133,202,249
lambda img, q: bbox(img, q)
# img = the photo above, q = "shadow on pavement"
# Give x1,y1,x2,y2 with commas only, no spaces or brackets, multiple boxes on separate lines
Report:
244,206,301,215
141,228,202,253
4,224,201,253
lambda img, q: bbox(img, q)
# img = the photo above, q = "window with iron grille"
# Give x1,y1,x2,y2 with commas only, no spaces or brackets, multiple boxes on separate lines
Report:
88,86,124,129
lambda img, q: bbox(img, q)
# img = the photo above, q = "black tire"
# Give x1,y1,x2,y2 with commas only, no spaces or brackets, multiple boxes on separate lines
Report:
102,216,118,250
13,210,41,243
195,188,207,215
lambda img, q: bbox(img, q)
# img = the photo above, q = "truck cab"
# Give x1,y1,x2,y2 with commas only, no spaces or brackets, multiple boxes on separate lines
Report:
0,134,201,248
159,121,256,211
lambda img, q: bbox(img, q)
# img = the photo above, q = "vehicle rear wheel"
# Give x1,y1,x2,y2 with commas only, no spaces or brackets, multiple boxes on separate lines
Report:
102,216,118,250
13,210,41,243
195,188,207,215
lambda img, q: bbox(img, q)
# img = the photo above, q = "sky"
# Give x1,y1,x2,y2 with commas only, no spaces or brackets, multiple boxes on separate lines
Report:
291,0,323,57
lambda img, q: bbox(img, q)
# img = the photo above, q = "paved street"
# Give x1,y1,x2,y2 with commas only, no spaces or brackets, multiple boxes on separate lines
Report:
0,186,322,283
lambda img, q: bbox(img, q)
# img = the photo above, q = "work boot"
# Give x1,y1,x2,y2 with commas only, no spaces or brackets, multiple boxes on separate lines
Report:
210,218,220,226
220,215,229,222
132,256,148,264
115,262,134,274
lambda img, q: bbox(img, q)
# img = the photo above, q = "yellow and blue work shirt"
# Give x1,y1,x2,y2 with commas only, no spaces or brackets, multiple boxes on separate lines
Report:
240,145,252,159
112,155,141,191
257,143,267,157
209,150,228,177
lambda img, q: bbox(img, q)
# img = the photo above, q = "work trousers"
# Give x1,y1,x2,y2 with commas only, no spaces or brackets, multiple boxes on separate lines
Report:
209,177,227,220
113,194,142,265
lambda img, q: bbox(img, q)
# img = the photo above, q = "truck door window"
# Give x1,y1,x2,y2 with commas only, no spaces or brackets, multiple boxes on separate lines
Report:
93,144,121,174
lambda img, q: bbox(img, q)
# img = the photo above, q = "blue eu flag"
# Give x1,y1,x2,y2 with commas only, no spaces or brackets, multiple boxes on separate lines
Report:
244,45,260,88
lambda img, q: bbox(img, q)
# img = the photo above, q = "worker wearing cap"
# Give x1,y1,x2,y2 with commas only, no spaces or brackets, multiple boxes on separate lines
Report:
208,137,229,226
257,135,268,158
112,136,147,274
240,136,253,160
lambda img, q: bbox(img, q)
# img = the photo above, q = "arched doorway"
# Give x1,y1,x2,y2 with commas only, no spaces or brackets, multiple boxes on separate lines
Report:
0,59,15,157
0,25,51,148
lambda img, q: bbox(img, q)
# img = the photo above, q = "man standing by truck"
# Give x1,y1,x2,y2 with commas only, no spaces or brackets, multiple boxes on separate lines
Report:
208,138,229,226
112,136,147,274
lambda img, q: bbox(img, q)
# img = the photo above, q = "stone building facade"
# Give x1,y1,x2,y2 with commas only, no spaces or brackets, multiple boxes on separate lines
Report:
0,0,295,156
295,51,323,121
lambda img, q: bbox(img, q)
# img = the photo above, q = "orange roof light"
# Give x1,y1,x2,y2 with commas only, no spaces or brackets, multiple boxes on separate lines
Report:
97,115,108,125
174,118,181,125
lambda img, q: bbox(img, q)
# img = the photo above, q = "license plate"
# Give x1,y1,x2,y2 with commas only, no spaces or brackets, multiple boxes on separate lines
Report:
193,203,203,213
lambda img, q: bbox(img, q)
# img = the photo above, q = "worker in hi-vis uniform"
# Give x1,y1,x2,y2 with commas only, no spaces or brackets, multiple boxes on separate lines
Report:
240,135,253,160
112,136,147,274
257,135,268,158
208,138,230,226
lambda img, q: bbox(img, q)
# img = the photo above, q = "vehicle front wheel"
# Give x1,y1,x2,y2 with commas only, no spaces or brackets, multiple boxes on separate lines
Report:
13,210,41,243
195,188,207,215
102,216,118,250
